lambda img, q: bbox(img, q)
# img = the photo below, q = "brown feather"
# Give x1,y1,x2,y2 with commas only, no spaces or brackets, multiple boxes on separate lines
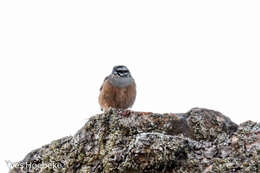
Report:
98,79,136,111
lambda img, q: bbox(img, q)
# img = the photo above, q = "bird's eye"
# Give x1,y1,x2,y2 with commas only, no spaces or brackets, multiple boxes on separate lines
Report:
117,70,128,74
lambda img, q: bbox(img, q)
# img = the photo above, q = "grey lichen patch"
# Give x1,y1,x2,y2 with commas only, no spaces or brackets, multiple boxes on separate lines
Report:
186,108,238,142
117,132,203,173
209,121,260,173
10,108,260,173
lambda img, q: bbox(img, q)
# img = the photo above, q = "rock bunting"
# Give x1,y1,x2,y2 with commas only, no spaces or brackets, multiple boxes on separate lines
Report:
99,65,136,111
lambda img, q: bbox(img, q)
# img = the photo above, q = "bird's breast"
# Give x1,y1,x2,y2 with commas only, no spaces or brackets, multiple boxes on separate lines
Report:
108,76,134,88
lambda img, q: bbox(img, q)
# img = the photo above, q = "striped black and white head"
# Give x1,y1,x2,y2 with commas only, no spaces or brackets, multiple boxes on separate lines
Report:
112,65,131,78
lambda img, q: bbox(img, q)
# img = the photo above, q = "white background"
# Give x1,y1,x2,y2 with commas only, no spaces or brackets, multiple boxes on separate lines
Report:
1,0,260,172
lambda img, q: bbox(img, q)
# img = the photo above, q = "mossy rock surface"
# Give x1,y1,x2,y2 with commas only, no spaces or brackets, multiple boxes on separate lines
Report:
10,108,260,173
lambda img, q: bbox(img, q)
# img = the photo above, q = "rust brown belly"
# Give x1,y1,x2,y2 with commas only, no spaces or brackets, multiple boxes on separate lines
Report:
98,79,136,111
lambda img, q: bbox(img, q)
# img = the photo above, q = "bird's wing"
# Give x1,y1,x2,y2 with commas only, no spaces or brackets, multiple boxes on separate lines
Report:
100,76,109,91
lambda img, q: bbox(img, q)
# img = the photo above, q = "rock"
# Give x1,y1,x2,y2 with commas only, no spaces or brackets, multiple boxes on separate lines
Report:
9,108,260,173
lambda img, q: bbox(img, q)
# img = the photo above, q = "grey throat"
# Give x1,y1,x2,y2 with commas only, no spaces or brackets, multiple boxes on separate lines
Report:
108,75,134,88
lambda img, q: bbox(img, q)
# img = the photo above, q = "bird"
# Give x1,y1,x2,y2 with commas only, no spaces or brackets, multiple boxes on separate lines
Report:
98,65,136,112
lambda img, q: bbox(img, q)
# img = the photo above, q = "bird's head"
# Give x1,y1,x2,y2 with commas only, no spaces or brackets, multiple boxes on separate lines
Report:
112,65,131,78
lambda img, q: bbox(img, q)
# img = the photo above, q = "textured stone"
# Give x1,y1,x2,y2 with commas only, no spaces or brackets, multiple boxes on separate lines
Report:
10,108,260,173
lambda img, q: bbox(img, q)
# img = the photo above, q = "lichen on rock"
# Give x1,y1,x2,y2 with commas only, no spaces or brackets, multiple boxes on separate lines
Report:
10,108,260,173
